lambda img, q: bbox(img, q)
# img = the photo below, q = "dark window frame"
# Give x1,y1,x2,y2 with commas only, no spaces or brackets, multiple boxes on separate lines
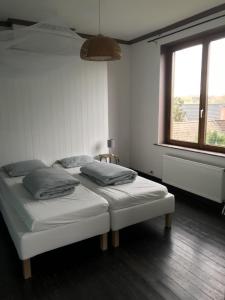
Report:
162,27,225,154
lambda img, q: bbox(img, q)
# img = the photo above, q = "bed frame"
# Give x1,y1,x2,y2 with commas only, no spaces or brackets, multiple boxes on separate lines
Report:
21,231,108,279
0,196,110,279
0,185,174,279
110,193,175,247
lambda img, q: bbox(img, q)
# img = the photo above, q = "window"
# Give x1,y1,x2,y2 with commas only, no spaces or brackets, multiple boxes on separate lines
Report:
164,29,225,153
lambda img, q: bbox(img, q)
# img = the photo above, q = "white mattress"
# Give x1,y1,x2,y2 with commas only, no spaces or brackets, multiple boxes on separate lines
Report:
60,166,168,211
0,171,108,232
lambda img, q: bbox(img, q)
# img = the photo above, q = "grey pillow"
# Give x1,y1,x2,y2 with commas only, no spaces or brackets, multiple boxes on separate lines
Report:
3,160,47,177
59,155,94,168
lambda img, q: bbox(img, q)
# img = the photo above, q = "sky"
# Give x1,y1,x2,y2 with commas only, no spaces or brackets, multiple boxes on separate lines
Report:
173,37,225,98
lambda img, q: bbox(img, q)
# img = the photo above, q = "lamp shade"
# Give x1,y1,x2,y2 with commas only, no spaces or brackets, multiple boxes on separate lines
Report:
107,139,115,148
80,34,122,61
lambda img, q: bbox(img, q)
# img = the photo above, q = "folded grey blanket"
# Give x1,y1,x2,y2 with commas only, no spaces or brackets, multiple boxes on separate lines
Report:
23,168,80,200
80,162,137,186
59,155,94,168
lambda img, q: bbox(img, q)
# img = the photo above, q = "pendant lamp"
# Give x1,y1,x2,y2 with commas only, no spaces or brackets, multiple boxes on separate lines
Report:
80,0,121,61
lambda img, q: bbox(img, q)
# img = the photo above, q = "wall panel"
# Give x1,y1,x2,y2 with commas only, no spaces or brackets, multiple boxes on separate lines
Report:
0,56,108,165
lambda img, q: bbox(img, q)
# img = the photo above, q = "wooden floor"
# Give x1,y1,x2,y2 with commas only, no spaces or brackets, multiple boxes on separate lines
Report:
0,187,225,300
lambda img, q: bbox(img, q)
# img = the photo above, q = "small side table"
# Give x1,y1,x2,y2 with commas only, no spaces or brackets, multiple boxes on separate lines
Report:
99,153,120,164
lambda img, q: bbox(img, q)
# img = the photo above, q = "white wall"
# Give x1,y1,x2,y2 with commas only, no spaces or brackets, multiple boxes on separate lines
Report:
0,53,109,165
0,44,131,166
108,45,131,166
130,13,225,178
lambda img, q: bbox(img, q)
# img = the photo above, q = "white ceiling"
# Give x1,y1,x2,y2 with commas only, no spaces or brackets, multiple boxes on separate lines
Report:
1,0,225,41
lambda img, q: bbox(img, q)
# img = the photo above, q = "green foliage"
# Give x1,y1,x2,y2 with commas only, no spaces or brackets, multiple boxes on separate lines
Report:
175,95,225,104
206,130,225,146
173,97,186,122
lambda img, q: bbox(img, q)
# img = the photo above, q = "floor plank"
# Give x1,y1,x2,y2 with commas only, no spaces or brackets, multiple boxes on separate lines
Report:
0,187,225,300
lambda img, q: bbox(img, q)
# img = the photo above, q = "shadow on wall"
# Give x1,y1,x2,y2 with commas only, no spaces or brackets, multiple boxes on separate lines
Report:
92,142,103,154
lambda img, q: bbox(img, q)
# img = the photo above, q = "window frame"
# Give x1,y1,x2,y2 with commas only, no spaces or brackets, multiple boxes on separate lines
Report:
163,28,225,154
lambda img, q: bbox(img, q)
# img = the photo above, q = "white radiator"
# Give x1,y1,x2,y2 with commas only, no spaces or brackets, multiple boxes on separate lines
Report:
162,155,225,203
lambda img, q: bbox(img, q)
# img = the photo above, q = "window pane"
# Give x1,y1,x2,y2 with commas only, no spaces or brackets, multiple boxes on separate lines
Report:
171,45,202,142
206,38,225,148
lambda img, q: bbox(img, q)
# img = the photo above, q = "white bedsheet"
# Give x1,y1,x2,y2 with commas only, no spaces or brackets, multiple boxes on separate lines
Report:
0,171,108,232
61,166,168,211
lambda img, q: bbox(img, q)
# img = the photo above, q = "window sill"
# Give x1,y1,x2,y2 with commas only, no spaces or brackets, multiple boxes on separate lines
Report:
154,143,225,158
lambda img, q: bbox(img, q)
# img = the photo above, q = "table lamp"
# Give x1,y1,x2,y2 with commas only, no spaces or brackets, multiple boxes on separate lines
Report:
107,139,115,154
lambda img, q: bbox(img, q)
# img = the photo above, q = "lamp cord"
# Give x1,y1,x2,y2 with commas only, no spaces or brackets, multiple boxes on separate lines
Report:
98,0,101,35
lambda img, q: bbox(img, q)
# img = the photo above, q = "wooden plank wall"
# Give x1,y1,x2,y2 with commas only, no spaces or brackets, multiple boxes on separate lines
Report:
0,56,108,165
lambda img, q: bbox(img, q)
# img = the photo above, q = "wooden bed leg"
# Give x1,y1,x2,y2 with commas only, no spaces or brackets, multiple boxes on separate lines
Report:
22,259,32,279
112,230,119,248
100,233,108,251
165,213,172,229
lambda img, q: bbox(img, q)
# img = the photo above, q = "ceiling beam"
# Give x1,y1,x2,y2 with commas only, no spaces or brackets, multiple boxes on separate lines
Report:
77,32,130,45
0,20,11,27
8,18,75,30
129,3,225,44
6,3,225,46
7,18,130,45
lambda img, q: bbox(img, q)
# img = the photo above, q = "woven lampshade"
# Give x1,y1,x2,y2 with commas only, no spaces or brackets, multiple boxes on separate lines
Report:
80,34,121,61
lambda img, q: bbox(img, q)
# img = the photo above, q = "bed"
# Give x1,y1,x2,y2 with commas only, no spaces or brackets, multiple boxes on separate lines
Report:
0,169,110,279
56,165,175,248
0,162,175,279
